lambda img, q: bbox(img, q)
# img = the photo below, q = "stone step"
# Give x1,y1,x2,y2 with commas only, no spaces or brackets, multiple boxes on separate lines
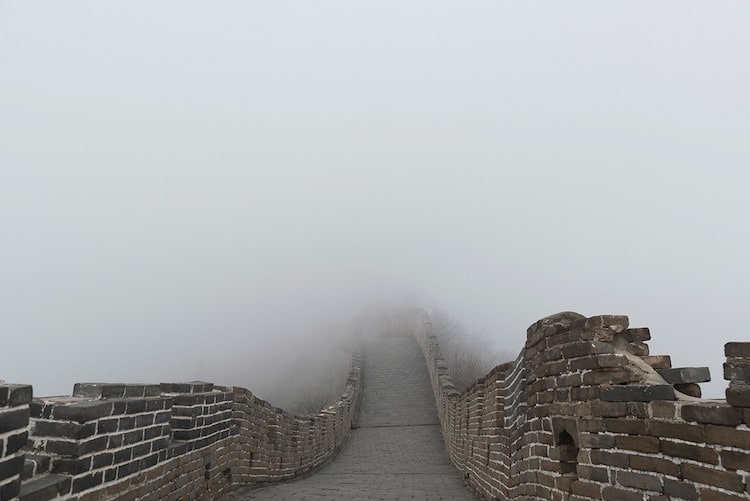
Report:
19,475,71,501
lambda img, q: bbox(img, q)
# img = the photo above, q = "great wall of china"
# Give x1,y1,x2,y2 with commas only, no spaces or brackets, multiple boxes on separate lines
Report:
1,310,749,500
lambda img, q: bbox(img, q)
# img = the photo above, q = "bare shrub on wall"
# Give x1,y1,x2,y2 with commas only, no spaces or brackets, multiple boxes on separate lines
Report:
430,305,504,392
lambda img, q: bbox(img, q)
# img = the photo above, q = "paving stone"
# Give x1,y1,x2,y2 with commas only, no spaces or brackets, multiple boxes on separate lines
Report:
222,335,477,500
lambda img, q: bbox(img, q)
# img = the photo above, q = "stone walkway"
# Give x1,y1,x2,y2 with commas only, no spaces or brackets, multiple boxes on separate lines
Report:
224,336,478,500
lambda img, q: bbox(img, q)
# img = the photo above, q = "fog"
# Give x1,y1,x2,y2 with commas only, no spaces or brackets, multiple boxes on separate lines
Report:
2,2,749,399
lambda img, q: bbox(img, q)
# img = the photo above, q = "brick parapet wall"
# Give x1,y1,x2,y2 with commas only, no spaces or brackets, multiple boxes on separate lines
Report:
0,383,33,500
2,348,362,501
410,309,750,500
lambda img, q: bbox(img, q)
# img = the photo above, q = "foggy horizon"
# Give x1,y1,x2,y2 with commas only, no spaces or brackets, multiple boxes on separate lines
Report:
2,2,749,400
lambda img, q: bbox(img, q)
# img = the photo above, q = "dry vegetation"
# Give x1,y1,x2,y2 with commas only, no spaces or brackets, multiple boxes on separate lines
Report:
429,306,507,393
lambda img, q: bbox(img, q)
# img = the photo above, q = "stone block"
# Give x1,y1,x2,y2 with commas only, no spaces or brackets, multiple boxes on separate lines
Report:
724,362,750,383
615,470,662,491
52,401,113,423
664,478,698,501
661,439,719,464
642,355,671,369
726,383,750,408
160,382,215,394
675,383,702,397
31,420,96,440
656,367,711,384
623,328,651,342
602,486,642,501
682,403,742,425
601,384,675,402
0,479,20,500
0,385,33,407
585,315,629,333
725,343,750,358
681,463,744,492
0,406,30,434
721,449,750,471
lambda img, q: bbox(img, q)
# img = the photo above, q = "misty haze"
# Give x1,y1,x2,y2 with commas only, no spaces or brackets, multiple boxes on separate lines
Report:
2,2,750,491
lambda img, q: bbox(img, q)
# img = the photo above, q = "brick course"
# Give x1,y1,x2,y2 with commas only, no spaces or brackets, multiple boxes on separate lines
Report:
5,351,362,500
411,309,750,500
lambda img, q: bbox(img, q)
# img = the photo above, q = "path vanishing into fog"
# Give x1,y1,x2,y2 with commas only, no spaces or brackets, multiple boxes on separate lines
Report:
224,333,478,501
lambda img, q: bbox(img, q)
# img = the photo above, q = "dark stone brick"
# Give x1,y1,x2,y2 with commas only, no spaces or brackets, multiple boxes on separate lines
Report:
119,416,136,430
32,420,96,440
6,431,28,455
104,467,117,482
123,385,147,398
151,437,169,452
44,439,79,456
721,449,750,471
97,418,118,434
0,479,20,500
571,480,601,497
135,414,154,427
73,383,125,399
116,460,138,479
615,435,660,453
590,450,629,468
71,470,103,493
616,470,662,491
585,315,629,332
78,435,108,455
132,442,151,458
52,401,113,423
155,411,171,424
664,478,698,500
108,433,123,448
0,455,24,481
50,456,91,475
145,385,161,397
0,385,33,407
139,452,159,469
172,405,201,417
623,328,651,342
125,400,146,414
602,486,642,501
682,403,743,425
143,425,165,440
726,383,750,408
699,490,750,500
114,447,133,464
92,452,114,468
601,385,675,402
706,425,750,449
724,362,750,383
0,407,29,434
145,398,167,412
675,383,702,398
160,382,214,394
726,343,750,358
661,439,718,464
123,429,144,445
682,463,744,491
657,367,711,384
642,355,672,369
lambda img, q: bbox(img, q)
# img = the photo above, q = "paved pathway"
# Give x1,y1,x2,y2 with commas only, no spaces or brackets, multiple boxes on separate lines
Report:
224,335,478,500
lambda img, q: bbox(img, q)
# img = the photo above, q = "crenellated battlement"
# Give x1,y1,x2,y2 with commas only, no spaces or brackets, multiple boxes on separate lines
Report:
412,310,750,500
3,313,749,500
0,352,363,501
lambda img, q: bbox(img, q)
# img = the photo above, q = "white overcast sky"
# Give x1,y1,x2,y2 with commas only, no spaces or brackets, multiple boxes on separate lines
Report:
1,2,749,398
